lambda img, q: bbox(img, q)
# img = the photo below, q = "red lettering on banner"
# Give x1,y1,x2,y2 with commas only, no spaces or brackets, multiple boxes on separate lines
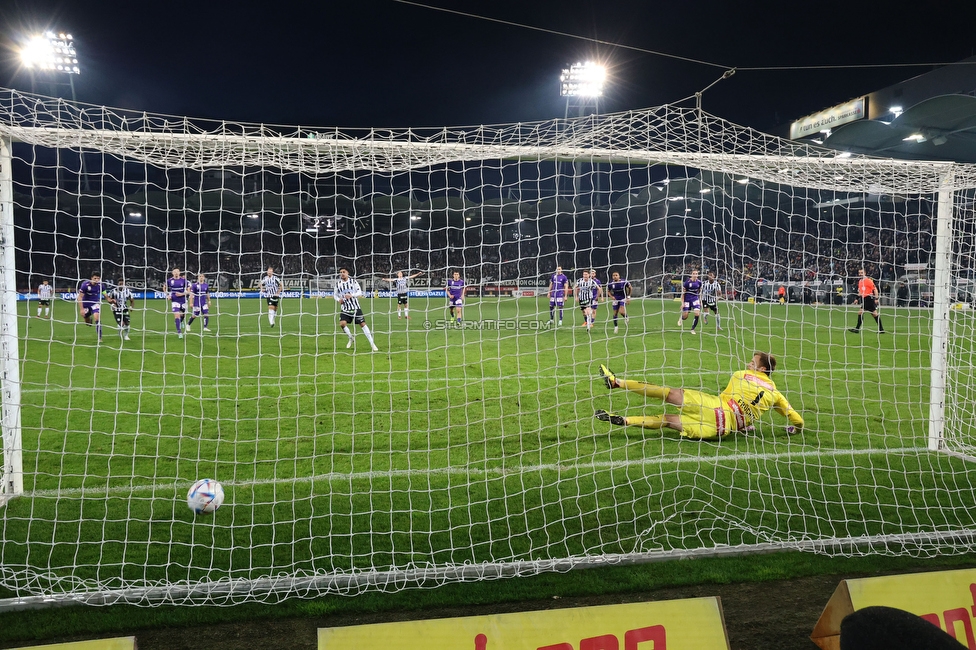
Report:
920,613,941,627
474,633,488,650
944,608,976,649
580,635,619,650
970,583,976,618
537,625,666,650
625,626,667,649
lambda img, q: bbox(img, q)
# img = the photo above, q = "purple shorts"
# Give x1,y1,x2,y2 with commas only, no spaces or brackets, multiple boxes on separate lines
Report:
172,301,187,314
683,298,702,312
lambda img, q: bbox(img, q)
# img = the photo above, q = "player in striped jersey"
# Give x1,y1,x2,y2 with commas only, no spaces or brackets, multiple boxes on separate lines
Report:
575,270,597,331
105,279,135,341
589,269,603,328
335,268,379,352
259,266,282,328
381,270,424,319
37,279,54,319
701,271,722,331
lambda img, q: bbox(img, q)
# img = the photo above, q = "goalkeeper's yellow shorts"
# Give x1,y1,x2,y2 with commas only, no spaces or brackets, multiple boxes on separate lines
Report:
678,389,735,440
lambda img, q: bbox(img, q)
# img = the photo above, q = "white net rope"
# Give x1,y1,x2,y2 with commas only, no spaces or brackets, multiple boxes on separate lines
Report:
1,87,975,607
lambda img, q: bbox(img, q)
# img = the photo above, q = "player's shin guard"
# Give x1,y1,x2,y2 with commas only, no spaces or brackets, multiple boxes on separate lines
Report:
626,416,665,429
620,380,670,401
361,325,376,345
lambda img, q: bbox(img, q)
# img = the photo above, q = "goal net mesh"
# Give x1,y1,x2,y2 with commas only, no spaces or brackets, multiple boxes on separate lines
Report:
1,87,975,606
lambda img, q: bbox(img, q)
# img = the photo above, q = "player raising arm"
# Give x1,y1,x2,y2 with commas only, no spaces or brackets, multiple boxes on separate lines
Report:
381,270,423,319
595,351,803,440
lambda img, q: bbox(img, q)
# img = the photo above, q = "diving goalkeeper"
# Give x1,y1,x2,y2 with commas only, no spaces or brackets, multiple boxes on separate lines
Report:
595,351,803,440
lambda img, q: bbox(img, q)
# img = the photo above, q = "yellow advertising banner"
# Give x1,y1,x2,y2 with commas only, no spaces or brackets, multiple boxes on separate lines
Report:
319,597,730,650
811,568,976,650
8,637,136,650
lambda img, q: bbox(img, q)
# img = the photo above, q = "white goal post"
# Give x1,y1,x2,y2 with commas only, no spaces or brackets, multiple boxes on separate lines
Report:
1,87,976,607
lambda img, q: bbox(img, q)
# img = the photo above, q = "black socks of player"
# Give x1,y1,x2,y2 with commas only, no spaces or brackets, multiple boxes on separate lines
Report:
855,314,863,330
691,316,699,331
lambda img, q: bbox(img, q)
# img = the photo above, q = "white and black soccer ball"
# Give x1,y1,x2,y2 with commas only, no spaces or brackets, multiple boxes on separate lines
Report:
186,478,224,514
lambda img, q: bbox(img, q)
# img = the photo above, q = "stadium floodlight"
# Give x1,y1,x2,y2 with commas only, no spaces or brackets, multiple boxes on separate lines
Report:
19,32,80,74
560,61,606,97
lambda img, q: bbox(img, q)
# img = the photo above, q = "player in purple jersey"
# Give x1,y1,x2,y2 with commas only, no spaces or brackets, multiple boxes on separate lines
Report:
678,269,703,334
608,272,632,333
446,271,466,324
166,268,189,339
76,272,104,342
186,273,212,333
547,266,569,325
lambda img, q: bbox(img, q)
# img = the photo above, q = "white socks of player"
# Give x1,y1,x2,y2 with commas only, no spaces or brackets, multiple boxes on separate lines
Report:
268,310,276,326
343,326,354,348
362,325,378,351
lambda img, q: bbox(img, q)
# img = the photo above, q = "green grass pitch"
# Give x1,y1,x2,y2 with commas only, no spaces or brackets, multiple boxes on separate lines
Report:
2,295,975,601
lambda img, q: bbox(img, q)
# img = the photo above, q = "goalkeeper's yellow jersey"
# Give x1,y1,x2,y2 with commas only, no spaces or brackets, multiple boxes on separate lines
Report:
720,370,804,431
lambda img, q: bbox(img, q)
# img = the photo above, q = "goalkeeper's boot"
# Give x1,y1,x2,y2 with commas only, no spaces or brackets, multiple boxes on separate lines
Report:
595,409,626,426
599,364,618,390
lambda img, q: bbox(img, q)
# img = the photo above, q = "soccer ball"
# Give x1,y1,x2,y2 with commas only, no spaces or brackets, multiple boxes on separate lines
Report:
186,478,224,514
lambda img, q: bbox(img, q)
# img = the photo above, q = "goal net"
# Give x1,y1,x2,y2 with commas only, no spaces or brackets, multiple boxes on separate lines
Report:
1,87,975,607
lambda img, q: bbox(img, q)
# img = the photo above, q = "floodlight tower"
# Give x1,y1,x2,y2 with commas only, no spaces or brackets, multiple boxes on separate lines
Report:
19,31,81,98
560,61,606,119
18,31,88,192
559,61,607,204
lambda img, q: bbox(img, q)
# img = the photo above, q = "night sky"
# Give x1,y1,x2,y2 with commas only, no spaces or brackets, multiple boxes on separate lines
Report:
2,0,976,133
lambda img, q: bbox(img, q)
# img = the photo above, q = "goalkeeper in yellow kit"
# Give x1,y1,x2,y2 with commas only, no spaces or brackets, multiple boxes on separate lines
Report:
595,351,803,439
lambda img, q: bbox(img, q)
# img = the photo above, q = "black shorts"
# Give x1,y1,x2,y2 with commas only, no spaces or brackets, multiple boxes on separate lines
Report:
39,300,51,306
579,303,590,311
397,294,408,305
862,296,878,313
267,297,280,307
113,310,130,325
340,309,366,325
704,301,719,313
